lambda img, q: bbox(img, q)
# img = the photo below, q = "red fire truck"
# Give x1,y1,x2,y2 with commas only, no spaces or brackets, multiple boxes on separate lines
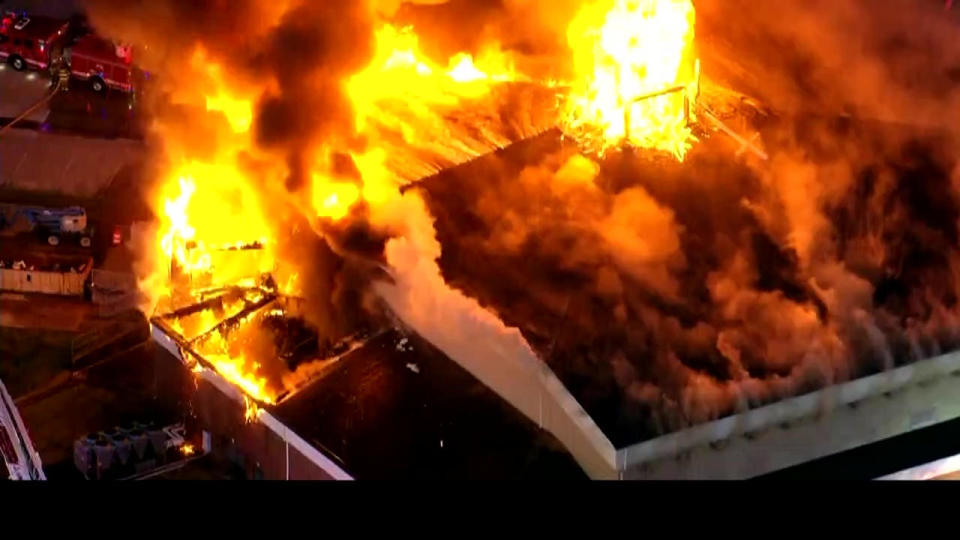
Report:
65,33,134,93
0,12,69,71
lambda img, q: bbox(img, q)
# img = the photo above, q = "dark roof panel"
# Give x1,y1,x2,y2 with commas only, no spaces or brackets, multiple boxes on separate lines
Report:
270,329,585,480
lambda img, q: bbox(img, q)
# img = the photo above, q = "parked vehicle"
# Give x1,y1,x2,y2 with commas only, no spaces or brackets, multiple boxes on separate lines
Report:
0,203,95,247
0,12,69,71
65,33,134,93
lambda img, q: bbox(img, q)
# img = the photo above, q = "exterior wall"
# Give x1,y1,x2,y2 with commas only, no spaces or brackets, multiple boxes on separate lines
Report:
190,380,350,480
151,322,352,480
235,419,287,480
621,350,960,479
376,286,619,479
288,445,336,481
0,262,90,295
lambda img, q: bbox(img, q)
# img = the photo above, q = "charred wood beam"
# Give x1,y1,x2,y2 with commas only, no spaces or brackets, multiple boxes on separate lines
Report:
157,295,229,320
189,294,278,346
156,287,272,320
398,127,564,195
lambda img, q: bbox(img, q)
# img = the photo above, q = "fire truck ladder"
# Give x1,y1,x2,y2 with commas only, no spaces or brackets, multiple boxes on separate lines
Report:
0,378,46,480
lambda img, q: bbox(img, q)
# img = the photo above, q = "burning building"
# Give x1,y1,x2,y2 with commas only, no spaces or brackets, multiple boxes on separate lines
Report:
80,0,960,478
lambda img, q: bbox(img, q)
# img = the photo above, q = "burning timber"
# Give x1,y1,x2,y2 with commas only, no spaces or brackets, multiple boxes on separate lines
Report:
102,0,960,479
151,286,374,405
150,292,586,479
145,107,960,479
146,79,960,479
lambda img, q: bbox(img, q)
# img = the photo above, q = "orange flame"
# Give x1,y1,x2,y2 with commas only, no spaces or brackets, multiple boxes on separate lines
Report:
562,0,699,159
149,7,714,407
243,396,261,423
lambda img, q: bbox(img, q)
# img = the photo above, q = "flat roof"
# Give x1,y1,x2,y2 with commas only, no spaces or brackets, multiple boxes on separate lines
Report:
415,128,747,448
414,115,960,457
269,329,586,479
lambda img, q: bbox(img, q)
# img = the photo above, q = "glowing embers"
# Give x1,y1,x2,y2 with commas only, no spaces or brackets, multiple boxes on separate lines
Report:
561,0,700,160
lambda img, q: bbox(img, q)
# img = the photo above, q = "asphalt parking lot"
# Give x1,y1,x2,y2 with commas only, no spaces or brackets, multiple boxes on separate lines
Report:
0,63,51,122
0,60,144,139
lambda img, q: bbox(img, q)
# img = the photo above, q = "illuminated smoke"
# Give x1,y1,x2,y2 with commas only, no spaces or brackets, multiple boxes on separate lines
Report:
84,0,960,445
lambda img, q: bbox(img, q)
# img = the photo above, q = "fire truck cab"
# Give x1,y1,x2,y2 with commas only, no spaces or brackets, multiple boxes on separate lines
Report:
66,33,134,93
0,12,69,71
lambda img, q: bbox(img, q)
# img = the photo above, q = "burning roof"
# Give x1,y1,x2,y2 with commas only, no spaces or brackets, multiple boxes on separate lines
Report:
81,0,960,475
151,275,388,405
412,115,960,447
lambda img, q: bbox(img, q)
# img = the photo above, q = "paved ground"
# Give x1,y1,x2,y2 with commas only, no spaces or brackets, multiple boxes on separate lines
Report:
0,292,93,331
144,454,245,481
0,324,72,398
0,65,52,122
16,339,192,479
0,51,146,208
0,168,154,268
0,53,144,139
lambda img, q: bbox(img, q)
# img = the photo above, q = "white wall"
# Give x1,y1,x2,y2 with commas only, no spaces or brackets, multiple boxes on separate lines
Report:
622,351,960,479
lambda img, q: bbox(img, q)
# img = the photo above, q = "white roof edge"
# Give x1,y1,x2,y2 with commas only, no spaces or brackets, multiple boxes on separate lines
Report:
537,361,617,459
383,305,619,478
258,410,354,481
150,322,354,480
878,452,960,480
150,323,184,363
618,350,960,470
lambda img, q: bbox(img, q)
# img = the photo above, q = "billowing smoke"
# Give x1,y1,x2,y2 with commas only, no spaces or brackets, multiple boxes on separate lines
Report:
696,0,960,127
398,1,960,445
81,0,567,399
388,0,583,80
83,0,960,446
84,0,387,343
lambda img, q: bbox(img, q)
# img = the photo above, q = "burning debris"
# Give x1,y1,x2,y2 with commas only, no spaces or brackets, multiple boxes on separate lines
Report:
81,0,960,456
153,278,387,404
561,0,699,159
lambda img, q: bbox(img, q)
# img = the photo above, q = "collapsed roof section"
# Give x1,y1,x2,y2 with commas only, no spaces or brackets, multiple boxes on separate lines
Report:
150,292,585,479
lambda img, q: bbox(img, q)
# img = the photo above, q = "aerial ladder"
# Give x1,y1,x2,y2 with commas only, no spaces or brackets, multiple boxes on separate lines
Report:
0,378,46,480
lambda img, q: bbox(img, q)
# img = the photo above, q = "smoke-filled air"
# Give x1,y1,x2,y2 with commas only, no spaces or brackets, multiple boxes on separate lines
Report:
83,0,960,445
